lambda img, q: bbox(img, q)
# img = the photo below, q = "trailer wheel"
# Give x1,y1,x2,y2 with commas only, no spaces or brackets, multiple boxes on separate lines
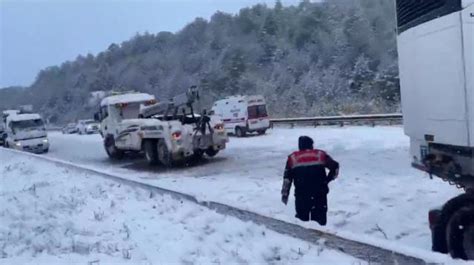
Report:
157,140,172,167
235,127,246,137
143,140,159,165
434,194,474,254
205,147,218,157
447,207,474,260
104,135,124,160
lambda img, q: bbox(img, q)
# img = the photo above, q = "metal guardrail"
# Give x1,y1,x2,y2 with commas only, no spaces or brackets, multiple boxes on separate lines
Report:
270,113,403,127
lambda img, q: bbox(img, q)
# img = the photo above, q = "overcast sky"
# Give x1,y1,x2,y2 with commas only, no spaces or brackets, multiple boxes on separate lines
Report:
0,0,300,88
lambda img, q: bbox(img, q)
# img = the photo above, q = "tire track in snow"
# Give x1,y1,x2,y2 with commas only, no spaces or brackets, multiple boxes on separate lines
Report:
3,148,437,265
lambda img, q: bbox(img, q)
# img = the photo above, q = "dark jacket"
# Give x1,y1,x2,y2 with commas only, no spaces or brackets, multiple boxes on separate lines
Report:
281,148,339,198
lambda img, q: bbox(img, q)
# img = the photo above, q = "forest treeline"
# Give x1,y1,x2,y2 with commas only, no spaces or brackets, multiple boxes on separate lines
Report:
0,0,400,123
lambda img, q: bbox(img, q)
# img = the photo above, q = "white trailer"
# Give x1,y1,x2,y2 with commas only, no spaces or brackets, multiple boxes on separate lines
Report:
211,95,270,137
3,113,49,153
95,89,228,166
396,0,474,260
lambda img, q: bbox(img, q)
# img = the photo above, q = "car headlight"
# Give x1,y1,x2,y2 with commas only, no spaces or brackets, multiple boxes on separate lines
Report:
15,142,22,147
43,139,49,143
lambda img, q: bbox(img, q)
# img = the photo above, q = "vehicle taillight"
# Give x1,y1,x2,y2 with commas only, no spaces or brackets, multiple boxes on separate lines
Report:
172,131,182,140
145,99,157,106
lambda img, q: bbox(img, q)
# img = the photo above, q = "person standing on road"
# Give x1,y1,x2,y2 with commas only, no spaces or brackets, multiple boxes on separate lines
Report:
281,136,339,225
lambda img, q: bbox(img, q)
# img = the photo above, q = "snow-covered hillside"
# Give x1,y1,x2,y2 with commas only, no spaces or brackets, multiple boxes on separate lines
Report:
0,150,364,264
42,126,461,254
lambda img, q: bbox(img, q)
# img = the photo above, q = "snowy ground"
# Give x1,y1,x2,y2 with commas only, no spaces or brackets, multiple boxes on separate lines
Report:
38,127,461,255
0,150,365,264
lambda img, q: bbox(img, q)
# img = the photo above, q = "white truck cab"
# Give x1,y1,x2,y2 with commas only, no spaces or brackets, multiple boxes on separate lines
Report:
3,113,49,153
96,90,227,166
211,95,270,137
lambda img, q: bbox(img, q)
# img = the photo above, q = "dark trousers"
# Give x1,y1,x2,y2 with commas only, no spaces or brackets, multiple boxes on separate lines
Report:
295,193,328,225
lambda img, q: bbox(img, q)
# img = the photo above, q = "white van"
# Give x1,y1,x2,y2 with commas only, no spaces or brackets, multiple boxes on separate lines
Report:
3,113,49,153
211,95,270,137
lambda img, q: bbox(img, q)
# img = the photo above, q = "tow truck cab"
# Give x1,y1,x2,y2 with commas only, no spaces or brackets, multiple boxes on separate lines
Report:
96,92,156,146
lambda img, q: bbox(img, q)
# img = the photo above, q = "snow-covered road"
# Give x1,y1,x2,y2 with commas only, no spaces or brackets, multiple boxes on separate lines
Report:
0,150,364,264
43,126,460,255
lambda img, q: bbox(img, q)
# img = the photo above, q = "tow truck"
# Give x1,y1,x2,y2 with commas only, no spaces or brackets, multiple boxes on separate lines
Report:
95,87,228,166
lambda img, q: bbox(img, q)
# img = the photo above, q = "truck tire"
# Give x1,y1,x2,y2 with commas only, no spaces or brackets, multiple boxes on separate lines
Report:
235,127,246,137
143,140,159,165
433,193,474,254
192,149,204,161
257,129,266,135
205,147,219,157
157,140,172,167
447,206,474,260
104,135,124,160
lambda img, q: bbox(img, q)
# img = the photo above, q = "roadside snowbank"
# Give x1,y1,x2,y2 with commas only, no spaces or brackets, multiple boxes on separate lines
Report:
0,150,364,264
44,127,462,255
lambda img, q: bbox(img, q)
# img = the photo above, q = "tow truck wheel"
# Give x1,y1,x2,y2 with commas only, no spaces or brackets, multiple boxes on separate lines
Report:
104,136,124,160
157,140,172,167
192,149,204,160
143,140,159,165
447,206,474,260
205,147,218,157
235,127,246,137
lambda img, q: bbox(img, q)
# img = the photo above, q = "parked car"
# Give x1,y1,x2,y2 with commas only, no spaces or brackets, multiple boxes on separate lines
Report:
77,119,100,134
62,123,78,134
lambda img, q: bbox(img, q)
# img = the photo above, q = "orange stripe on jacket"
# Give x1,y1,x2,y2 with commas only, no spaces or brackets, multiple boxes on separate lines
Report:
289,149,326,169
